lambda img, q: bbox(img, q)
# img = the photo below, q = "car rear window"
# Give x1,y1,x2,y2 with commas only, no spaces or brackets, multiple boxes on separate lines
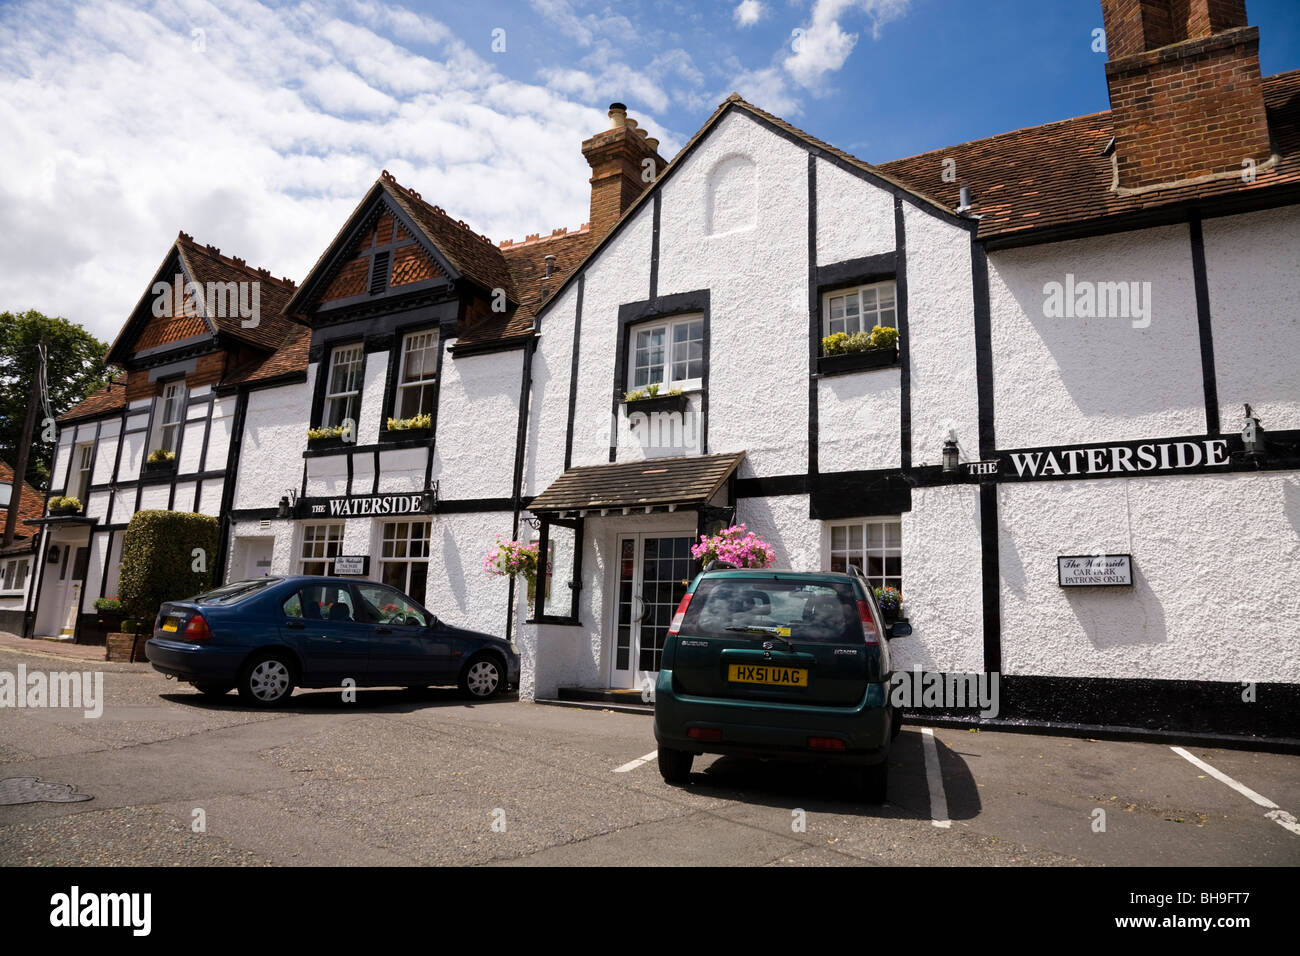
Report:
681,578,864,644
190,578,278,606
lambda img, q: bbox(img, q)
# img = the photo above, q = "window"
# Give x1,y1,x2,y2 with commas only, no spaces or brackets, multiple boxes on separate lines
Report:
380,520,431,604
69,443,93,502
0,557,30,593
323,345,364,428
152,380,186,455
824,281,896,339
628,315,703,391
827,518,901,591
299,523,343,575
283,583,357,622
395,329,438,420
355,583,428,627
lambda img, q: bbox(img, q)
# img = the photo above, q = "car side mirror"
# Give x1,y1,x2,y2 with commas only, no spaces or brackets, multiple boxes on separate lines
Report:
888,620,912,639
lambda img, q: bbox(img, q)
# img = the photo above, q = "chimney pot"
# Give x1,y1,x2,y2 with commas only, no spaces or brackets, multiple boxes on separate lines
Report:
544,254,556,278
608,103,627,128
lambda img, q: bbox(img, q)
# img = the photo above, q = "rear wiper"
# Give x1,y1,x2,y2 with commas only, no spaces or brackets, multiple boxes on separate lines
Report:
724,625,795,651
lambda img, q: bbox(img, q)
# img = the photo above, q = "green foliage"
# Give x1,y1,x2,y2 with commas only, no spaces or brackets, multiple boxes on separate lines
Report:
118,510,219,622
386,413,432,431
146,448,175,463
94,597,122,612
48,495,81,511
0,310,112,488
646,382,660,397
623,389,647,402
822,325,898,356
307,425,346,440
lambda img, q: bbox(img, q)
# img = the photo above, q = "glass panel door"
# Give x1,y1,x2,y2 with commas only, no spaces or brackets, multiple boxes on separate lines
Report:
610,534,693,688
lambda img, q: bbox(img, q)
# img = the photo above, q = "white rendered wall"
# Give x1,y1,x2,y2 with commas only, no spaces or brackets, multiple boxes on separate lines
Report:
523,283,578,498
904,205,980,466
817,370,901,472
987,224,1204,448
233,382,311,510
1202,205,1300,431
816,157,896,264
999,472,1300,682
431,346,521,501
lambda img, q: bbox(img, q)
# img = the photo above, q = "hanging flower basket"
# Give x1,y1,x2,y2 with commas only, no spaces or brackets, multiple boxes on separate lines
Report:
482,537,541,586
691,524,775,569
873,586,903,623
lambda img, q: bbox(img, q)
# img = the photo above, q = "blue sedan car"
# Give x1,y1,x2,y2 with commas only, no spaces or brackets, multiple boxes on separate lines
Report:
145,575,520,707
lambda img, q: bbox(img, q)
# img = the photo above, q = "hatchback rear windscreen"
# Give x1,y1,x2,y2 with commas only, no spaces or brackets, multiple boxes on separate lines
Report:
681,579,863,644
189,579,278,606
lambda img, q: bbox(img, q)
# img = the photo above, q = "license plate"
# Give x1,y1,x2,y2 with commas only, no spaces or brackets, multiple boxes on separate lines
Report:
162,619,178,632
728,664,808,687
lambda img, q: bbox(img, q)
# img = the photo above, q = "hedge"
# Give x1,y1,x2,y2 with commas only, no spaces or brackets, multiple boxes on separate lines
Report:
118,510,220,623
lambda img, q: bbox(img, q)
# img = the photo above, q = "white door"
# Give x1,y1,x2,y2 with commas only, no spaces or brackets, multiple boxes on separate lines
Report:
609,534,695,690
59,546,89,636
243,539,274,579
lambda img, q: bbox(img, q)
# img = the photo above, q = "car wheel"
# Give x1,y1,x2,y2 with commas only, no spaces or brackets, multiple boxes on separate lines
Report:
459,655,503,699
855,761,888,804
237,653,296,707
658,747,693,784
193,682,233,698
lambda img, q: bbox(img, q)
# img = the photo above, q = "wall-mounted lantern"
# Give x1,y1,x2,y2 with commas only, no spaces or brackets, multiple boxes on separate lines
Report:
277,489,297,520
421,482,439,514
1242,403,1265,458
942,430,960,475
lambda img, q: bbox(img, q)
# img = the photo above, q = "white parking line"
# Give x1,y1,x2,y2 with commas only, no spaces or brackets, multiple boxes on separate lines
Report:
614,751,657,773
920,728,951,829
1171,746,1300,837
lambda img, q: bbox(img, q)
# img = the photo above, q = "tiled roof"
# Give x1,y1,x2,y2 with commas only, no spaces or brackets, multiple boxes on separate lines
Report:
528,451,746,514
879,68,1300,241
57,374,127,424
174,234,303,350
220,323,311,388
0,459,45,550
379,174,517,301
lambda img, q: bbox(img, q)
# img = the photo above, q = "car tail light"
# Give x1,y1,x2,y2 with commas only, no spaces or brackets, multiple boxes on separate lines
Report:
667,592,693,636
807,736,846,751
687,726,722,742
857,600,882,645
183,613,211,643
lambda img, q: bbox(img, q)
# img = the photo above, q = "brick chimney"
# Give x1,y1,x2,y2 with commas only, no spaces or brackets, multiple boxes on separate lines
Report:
1101,0,1272,192
582,103,666,244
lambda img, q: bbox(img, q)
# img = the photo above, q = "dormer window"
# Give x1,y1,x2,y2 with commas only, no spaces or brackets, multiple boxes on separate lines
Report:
324,345,364,427
395,330,438,419
150,380,186,456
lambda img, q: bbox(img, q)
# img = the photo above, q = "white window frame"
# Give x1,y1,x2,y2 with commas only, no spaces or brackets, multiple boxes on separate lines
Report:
378,519,432,602
394,329,439,420
151,379,187,455
626,314,704,392
0,556,31,594
299,523,344,575
822,280,897,340
69,442,93,502
824,517,902,592
323,345,364,428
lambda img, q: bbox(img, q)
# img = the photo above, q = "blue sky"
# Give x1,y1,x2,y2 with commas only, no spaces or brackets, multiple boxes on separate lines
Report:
1,0,1297,340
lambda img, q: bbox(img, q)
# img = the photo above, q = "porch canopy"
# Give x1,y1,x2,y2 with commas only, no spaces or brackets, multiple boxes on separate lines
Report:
527,451,745,518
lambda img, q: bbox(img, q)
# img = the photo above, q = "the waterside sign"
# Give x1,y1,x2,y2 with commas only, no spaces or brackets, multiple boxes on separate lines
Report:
300,493,425,518
995,438,1232,482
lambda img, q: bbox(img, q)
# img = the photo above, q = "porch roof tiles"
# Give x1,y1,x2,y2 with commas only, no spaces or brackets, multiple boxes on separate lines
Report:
528,451,745,515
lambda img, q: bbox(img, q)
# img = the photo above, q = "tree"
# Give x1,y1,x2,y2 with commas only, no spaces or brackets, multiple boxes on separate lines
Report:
0,310,112,488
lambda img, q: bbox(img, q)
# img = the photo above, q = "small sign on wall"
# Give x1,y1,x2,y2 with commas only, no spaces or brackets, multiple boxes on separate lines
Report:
333,556,369,576
1058,554,1133,587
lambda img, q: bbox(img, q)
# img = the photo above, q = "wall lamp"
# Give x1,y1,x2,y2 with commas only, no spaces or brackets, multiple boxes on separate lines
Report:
421,482,439,514
942,430,961,475
1242,404,1265,458
277,489,297,519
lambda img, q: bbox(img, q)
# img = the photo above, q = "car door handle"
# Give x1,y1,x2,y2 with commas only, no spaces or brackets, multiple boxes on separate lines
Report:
286,621,306,629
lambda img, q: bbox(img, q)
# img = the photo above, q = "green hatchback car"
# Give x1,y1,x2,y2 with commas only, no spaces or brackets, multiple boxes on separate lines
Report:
653,566,911,802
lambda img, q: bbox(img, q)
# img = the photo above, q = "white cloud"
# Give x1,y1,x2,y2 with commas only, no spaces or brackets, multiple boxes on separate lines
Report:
728,66,802,117
734,1,766,27
783,0,909,88
0,0,685,342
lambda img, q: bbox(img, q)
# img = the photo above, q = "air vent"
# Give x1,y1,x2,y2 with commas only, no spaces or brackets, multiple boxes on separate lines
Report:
369,251,390,295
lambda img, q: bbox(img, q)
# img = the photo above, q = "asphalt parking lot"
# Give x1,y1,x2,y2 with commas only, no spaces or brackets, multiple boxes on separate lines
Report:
1,642,1297,866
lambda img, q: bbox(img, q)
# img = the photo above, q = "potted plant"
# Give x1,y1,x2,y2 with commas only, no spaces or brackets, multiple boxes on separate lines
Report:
691,524,776,569
48,495,82,516
141,448,176,476
84,596,124,645
307,424,351,450
622,383,688,415
382,412,433,442
482,537,541,588
818,325,900,375
873,585,903,624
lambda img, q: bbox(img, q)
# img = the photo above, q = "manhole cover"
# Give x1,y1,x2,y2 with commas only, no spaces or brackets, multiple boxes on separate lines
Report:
0,777,93,805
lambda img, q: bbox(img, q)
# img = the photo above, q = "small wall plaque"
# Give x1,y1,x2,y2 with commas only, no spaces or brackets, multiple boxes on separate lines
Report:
1058,554,1133,587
